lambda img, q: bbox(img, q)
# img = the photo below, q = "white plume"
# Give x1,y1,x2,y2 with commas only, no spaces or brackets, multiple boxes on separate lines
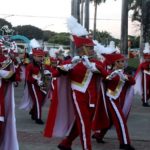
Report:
58,45,64,52
93,40,106,62
143,42,150,54
49,48,57,58
29,39,41,49
93,40,106,54
104,41,117,54
67,16,88,36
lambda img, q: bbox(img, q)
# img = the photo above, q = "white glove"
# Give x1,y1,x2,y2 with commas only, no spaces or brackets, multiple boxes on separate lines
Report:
71,56,80,64
89,63,99,72
82,55,92,69
44,70,51,76
58,64,74,71
119,72,128,81
37,80,43,86
106,71,118,80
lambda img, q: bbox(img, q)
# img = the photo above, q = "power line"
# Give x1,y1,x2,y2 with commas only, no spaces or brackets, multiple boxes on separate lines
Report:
0,14,131,21
0,13,132,21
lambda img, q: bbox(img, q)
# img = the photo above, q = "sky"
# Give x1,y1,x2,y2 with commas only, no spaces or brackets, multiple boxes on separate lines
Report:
0,0,140,39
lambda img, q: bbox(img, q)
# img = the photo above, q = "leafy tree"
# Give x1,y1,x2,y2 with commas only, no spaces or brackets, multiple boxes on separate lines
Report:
129,0,150,47
0,18,12,29
43,30,55,41
91,30,119,46
48,32,70,45
90,0,106,39
128,35,140,48
128,0,142,22
14,25,43,40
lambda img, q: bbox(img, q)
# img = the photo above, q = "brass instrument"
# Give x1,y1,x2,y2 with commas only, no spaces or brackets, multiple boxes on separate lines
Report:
39,62,51,94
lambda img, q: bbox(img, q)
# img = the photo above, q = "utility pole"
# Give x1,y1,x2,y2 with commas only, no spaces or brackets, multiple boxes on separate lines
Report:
120,0,128,55
71,0,80,56
84,0,90,32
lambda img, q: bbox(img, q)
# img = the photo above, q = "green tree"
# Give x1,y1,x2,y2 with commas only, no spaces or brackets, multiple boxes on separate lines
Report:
0,18,12,29
129,0,150,53
128,0,142,22
14,25,43,40
90,0,106,39
48,32,70,45
92,30,119,46
128,35,140,48
43,30,55,41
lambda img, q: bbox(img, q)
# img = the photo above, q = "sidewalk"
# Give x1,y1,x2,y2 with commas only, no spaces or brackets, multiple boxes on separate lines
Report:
15,84,150,150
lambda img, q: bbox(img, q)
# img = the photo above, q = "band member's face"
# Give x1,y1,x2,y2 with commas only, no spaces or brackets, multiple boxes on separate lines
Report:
18,53,25,59
33,55,43,63
115,59,125,69
83,46,94,56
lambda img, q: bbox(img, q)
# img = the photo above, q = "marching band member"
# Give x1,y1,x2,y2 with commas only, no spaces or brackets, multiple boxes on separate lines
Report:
92,53,135,150
44,35,108,150
0,50,19,150
134,42,150,107
26,48,47,124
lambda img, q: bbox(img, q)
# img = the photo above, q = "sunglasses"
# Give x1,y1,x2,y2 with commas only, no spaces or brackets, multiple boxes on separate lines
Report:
116,60,125,63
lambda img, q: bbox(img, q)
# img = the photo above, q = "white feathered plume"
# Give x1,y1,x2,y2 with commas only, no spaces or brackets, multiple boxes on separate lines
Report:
93,40,106,62
67,16,89,36
49,48,57,58
29,38,41,49
143,42,150,54
104,41,120,54
93,40,105,54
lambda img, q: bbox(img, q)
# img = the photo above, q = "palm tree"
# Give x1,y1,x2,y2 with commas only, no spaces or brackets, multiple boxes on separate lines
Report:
84,0,90,31
80,0,85,25
90,0,106,39
71,0,80,22
129,0,150,54
120,0,128,55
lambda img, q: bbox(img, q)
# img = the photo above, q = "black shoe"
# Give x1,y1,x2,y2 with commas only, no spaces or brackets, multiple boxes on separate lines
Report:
92,134,106,143
35,119,44,125
120,144,135,150
57,144,72,150
142,102,150,107
31,115,36,120
29,111,36,120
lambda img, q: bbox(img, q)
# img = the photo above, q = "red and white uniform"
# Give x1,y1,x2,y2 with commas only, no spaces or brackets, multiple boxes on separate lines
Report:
26,61,46,120
134,61,150,104
94,70,135,145
44,58,108,150
0,63,19,150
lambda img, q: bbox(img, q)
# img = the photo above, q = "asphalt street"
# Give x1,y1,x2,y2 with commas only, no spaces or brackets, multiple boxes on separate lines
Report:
15,83,150,150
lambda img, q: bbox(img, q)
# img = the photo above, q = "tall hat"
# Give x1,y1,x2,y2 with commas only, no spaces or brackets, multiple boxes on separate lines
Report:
72,35,95,48
32,48,45,56
103,53,126,65
30,38,45,56
143,42,150,59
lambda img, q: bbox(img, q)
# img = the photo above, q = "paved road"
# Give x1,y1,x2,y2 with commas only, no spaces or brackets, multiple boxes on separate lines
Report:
15,84,150,150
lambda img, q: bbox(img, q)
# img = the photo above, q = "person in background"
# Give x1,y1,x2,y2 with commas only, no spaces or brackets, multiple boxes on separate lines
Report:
134,42,150,107
26,48,47,124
